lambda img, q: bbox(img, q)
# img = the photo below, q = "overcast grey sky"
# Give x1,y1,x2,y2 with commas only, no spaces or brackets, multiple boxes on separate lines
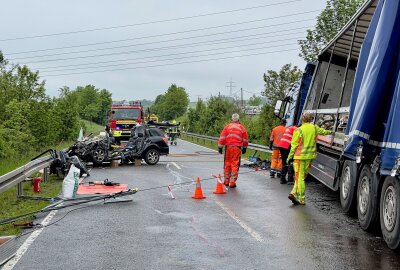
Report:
0,0,327,101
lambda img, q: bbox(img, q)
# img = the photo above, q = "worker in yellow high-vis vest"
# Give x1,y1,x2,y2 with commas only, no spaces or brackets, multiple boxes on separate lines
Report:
287,113,332,205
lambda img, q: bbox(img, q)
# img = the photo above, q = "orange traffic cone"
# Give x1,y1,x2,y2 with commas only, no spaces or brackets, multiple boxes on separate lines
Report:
192,177,206,199
213,173,227,194
213,181,227,194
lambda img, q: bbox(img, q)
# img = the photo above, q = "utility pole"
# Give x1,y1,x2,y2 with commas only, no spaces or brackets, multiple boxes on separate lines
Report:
241,88,244,109
195,95,201,102
226,78,235,97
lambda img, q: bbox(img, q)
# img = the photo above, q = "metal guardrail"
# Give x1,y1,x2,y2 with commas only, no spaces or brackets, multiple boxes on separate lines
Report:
183,132,272,154
0,155,53,194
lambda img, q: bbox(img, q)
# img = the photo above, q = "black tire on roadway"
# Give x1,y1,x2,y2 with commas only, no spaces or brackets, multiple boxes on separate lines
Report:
340,160,358,214
92,146,106,165
144,148,160,165
380,176,400,250
357,164,379,231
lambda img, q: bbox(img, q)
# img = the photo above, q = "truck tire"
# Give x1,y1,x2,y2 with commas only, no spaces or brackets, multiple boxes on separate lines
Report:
340,160,358,214
144,148,160,165
380,176,400,250
92,146,106,165
357,165,379,231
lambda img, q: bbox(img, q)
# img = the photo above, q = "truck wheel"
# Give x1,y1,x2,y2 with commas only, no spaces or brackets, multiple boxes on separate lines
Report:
380,176,400,250
92,146,106,165
357,165,379,231
340,160,358,214
144,148,160,165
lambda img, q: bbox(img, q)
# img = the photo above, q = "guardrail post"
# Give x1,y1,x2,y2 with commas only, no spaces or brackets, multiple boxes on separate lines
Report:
43,167,49,182
17,182,23,197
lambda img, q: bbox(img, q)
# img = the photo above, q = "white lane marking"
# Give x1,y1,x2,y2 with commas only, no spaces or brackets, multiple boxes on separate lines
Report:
171,162,181,170
2,210,59,270
215,201,264,243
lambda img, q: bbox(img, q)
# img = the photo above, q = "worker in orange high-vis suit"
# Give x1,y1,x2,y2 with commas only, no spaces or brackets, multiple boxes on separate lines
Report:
287,113,332,205
218,113,248,188
269,119,287,178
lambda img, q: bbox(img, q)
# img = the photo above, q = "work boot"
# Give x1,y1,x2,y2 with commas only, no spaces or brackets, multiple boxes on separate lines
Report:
277,172,282,178
229,182,237,188
288,193,300,205
270,171,275,178
224,180,229,187
280,178,287,184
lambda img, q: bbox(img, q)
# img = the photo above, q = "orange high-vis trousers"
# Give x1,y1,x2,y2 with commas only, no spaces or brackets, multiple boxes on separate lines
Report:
271,149,282,172
223,146,242,183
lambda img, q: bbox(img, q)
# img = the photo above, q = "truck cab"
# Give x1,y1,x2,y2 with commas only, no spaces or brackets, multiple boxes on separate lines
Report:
109,100,144,143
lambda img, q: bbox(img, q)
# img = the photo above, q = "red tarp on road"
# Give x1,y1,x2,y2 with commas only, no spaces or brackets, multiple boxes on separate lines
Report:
77,184,128,195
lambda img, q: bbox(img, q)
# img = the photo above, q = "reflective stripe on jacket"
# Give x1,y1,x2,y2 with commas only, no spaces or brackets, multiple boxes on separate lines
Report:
269,125,286,148
277,126,297,149
218,122,249,147
288,123,331,160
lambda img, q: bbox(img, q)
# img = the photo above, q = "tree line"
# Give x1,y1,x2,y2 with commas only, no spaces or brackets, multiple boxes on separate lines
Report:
150,84,190,120
179,64,302,145
0,54,112,160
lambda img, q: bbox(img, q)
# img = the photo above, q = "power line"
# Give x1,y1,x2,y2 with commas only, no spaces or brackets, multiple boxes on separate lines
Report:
7,24,312,56
34,30,309,70
0,0,302,42
41,47,299,77
39,41,301,73
15,17,316,64
15,28,306,61
7,12,318,58
242,89,262,95
36,36,303,72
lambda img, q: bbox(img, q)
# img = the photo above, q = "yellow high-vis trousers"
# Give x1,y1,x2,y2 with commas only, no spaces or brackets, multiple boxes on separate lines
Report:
290,159,312,204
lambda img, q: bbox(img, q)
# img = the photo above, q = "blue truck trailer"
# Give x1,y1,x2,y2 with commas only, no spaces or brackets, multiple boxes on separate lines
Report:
274,0,400,249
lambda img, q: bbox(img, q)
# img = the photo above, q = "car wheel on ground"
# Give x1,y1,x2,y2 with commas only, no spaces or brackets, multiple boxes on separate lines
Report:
92,146,106,165
144,148,160,165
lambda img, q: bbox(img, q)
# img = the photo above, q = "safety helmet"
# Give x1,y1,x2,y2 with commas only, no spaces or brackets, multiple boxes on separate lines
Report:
232,113,240,122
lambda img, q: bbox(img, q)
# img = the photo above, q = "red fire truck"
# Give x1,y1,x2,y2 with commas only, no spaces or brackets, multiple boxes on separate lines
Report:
109,100,144,143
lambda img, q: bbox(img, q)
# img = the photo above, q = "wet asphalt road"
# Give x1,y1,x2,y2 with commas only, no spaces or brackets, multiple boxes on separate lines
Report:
4,139,400,270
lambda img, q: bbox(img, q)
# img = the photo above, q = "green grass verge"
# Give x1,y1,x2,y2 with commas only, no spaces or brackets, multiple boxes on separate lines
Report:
0,120,104,236
81,119,104,136
0,175,62,236
0,120,104,176
180,133,271,161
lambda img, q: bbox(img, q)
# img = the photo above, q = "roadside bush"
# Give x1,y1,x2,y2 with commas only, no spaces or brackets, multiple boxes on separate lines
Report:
0,52,112,174
0,130,11,159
